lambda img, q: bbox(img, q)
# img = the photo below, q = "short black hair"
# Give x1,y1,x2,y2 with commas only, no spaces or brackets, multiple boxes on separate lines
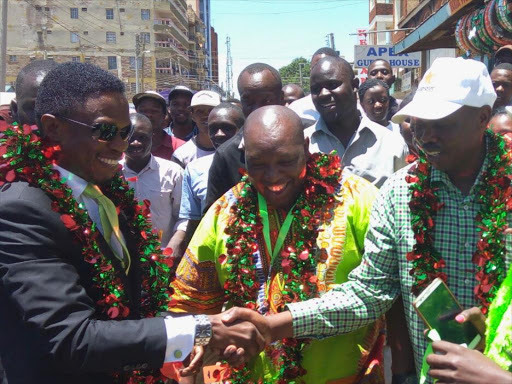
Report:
492,63,512,72
237,63,282,93
35,62,125,127
211,102,245,129
313,56,355,80
130,112,152,127
312,47,338,58
358,78,389,101
15,60,58,97
369,59,392,69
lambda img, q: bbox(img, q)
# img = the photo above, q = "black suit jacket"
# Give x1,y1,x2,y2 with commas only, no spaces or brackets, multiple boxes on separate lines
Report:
204,129,245,212
0,181,167,384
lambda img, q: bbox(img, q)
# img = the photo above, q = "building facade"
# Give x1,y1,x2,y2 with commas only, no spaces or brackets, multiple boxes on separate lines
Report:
4,0,212,99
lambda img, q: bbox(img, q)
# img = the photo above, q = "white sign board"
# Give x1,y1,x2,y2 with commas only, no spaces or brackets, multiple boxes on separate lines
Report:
354,45,421,69
401,71,413,92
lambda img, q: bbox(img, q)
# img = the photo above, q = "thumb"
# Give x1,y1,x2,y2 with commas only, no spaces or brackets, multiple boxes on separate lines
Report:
221,307,248,324
455,307,486,335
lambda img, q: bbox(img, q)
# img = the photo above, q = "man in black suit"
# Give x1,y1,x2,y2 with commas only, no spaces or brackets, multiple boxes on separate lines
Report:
204,63,284,211
0,62,269,384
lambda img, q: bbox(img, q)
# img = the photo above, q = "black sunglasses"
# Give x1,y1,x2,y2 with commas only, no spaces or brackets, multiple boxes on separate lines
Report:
58,116,134,142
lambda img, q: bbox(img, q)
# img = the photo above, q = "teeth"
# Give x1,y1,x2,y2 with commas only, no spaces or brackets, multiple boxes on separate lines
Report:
268,184,286,192
98,157,119,166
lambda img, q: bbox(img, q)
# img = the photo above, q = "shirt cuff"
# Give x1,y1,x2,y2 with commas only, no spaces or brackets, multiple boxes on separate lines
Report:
163,315,195,362
175,218,189,233
286,299,322,339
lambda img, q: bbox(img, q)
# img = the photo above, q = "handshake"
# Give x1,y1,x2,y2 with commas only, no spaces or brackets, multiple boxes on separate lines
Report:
180,307,293,376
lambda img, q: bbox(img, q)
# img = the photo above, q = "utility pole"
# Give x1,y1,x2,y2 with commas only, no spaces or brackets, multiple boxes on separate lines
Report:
135,34,141,93
325,33,336,51
298,62,305,87
0,0,8,92
225,36,233,98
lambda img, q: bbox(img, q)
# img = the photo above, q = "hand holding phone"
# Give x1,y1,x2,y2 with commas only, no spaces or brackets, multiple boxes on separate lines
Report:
413,278,482,349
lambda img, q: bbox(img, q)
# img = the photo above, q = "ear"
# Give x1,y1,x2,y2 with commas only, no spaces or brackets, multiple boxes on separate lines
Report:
279,90,285,106
352,77,360,90
10,99,18,118
40,114,63,142
479,105,492,130
304,136,310,158
390,74,396,86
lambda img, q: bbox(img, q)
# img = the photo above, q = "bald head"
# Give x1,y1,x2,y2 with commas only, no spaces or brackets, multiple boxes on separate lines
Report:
244,106,307,210
245,105,304,146
282,84,305,107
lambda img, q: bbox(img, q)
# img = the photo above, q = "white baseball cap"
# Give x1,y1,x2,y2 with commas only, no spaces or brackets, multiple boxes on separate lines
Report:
392,57,497,124
190,90,221,108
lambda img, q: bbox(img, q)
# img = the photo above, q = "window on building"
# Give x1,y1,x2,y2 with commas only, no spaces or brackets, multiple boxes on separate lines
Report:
141,32,150,44
9,55,17,62
44,7,50,11
108,56,117,70
141,9,150,20
71,56,80,62
81,7,87,12
70,7,78,19
84,57,91,63
130,83,136,93
46,30,52,34
106,8,114,20
70,32,79,43
120,8,125,12
129,57,142,69
106,32,116,43
83,31,89,35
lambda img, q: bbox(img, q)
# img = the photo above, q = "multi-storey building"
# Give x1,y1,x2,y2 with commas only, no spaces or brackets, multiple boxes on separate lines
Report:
369,0,394,45
4,0,211,99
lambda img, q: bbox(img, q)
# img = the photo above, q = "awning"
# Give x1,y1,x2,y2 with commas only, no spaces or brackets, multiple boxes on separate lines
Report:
393,0,480,53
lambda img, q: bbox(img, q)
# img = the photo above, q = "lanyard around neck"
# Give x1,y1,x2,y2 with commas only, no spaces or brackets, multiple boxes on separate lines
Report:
257,193,295,266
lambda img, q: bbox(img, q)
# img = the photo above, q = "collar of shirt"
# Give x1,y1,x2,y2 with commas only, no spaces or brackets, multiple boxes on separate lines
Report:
53,164,88,197
430,137,490,197
120,154,158,177
168,122,198,141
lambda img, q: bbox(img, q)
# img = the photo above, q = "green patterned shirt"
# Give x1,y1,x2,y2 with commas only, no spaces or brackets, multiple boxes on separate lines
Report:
288,154,512,382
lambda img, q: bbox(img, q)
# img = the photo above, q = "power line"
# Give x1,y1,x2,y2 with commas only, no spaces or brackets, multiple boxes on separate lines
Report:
215,1,364,14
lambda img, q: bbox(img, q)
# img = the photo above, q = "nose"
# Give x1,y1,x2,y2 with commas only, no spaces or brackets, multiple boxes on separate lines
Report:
214,128,226,139
374,101,383,109
496,85,504,94
318,87,331,99
263,166,280,184
109,131,129,152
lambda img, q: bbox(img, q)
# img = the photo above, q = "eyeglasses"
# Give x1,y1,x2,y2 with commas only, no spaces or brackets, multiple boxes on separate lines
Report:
58,116,134,142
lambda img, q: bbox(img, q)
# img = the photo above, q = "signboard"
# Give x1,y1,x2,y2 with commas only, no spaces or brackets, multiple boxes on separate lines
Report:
357,29,368,45
401,71,413,92
354,45,422,69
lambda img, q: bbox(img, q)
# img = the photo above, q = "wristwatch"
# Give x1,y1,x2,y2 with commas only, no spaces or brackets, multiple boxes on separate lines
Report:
193,314,212,346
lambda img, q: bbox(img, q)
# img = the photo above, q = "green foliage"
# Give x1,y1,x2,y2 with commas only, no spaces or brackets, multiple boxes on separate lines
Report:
279,57,310,94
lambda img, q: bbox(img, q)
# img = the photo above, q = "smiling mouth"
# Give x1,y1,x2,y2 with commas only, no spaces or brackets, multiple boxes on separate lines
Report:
98,156,120,166
267,182,288,193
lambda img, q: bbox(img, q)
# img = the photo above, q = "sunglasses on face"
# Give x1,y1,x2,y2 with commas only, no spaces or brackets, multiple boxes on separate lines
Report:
58,116,134,142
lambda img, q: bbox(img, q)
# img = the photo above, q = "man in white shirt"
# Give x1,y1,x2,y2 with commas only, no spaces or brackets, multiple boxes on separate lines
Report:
306,56,408,187
121,113,187,253
171,90,221,168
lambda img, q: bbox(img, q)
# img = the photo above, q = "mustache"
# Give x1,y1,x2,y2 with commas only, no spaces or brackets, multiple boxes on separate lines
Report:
414,139,441,153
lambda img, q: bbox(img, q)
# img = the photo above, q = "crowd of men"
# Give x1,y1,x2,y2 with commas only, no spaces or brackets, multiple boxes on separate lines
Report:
0,43,511,384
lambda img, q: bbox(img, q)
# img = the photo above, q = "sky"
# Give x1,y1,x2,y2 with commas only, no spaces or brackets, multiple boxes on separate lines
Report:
211,0,370,97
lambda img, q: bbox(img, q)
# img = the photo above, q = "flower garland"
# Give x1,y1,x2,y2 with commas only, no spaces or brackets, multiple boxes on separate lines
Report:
406,130,512,313
220,152,342,384
0,123,174,383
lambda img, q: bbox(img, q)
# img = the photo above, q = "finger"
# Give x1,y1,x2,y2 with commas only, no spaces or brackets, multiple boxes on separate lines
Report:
180,348,204,376
429,368,456,382
455,307,486,336
431,340,457,354
221,307,255,324
220,307,238,324
221,345,237,359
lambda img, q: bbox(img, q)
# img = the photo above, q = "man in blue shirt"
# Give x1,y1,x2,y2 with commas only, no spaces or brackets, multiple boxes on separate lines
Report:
179,102,245,243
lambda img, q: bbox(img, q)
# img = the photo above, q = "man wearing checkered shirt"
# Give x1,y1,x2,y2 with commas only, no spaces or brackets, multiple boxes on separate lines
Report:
223,58,512,383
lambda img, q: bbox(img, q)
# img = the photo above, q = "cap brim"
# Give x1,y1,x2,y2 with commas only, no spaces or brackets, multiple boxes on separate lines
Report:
391,99,463,124
132,93,166,107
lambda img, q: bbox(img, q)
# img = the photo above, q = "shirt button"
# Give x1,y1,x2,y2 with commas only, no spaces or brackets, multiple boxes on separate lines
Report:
463,205,469,211
174,350,183,359
465,242,470,248
465,278,472,285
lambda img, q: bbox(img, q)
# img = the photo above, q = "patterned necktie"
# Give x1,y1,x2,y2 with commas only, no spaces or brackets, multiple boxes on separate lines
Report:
83,183,131,273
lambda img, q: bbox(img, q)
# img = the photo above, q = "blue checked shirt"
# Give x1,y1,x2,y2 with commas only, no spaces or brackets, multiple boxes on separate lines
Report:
288,153,512,382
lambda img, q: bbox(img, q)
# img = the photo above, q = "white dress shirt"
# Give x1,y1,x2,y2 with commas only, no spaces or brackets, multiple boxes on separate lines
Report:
121,155,188,246
54,164,194,363
305,115,409,188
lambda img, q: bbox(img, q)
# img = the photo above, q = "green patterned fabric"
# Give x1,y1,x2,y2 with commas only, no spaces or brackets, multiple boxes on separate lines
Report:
288,153,512,383
485,264,512,372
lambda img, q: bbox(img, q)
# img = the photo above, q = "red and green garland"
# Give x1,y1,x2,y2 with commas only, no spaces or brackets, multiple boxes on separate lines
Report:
0,122,175,383
406,130,512,313
220,152,342,384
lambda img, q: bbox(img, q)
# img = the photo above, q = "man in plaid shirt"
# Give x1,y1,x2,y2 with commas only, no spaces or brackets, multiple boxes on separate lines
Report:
222,58,511,383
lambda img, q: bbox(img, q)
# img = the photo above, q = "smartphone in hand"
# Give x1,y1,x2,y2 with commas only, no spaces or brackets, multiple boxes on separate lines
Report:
413,278,481,349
